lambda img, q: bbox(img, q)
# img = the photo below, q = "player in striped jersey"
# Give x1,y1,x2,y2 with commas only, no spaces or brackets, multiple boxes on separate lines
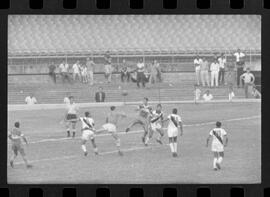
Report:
206,121,228,170
8,122,32,168
125,97,152,145
163,108,183,157
79,111,98,156
145,104,164,145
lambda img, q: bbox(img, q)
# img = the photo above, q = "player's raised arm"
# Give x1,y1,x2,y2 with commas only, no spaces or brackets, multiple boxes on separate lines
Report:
21,134,28,145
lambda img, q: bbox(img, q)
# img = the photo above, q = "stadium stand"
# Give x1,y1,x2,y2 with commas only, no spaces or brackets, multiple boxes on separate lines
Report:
8,15,261,56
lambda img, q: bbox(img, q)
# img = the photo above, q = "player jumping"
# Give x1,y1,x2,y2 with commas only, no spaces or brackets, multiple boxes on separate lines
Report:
125,97,152,145
65,96,79,138
163,108,183,157
206,121,228,170
79,111,98,156
8,121,32,168
96,106,127,156
145,103,164,145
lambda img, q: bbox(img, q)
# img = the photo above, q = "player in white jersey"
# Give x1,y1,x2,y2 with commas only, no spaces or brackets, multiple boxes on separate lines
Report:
145,104,164,145
96,106,127,156
163,108,183,157
65,96,79,138
206,121,228,170
79,111,98,156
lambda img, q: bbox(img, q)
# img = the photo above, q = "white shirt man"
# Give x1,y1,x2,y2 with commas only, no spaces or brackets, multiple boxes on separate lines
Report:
194,57,203,85
234,52,245,63
210,61,220,87
59,62,68,73
218,57,226,69
73,63,80,74
25,95,37,105
203,92,213,101
137,62,145,72
63,97,70,105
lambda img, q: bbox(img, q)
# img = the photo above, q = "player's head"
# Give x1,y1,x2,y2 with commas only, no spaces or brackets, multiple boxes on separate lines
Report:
237,48,241,52
246,68,250,73
85,111,90,117
216,121,222,128
156,104,162,111
172,108,178,114
110,106,116,111
206,90,210,95
69,96,74,103
14,121,20,128
143,97,148,105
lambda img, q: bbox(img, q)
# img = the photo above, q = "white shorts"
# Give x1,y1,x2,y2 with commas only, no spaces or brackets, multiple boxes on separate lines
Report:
151,123,162,131
211,143,224,152
102,123,117,133
81,129,95,141
167,127,178,138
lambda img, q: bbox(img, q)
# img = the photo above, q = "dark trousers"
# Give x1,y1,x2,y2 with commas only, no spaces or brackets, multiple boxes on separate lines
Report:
244,82,253,98
121,72,130,82
236,61,245,87
49,72,56,83
218,68,225,85
136,71,145,88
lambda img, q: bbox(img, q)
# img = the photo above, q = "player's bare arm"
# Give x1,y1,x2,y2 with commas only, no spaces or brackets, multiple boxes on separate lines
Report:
179,122,184,136
22,134,28,145
223,135,228,147
206,135,212,147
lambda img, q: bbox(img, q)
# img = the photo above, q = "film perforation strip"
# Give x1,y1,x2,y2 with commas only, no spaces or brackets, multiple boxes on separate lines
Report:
1,0,270,10
2,186,267,197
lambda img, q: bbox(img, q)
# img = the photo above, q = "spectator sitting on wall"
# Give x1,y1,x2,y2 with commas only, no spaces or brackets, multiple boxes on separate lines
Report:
48,62,57,84
25,94,37,105
251,85,261,99
203,90,213,101
120,59,131,82
240,68,255,98
95,87,106,102
64,93,70,105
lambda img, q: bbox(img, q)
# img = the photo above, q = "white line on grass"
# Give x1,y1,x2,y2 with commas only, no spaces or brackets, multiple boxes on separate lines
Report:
26,115,261,144
12,144,164,165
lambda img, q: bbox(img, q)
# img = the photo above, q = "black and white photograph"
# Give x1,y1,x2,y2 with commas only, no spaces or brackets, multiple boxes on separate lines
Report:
7,15,261,184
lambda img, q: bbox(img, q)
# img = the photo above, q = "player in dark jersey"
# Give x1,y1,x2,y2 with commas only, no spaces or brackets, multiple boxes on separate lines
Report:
125,97,152,145
8,122,32,168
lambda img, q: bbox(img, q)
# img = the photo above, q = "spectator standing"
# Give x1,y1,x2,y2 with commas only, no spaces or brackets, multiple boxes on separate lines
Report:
72,61,81,82
59,61,71,83
104,52,113,83
240,68,255,98
48,62,57,84
234,49,245,88
210,59,220,87
86,57,95,85
64,93,70,105
120,59,130,82
136,59,146,88
218,53,226,85
25,94,37,105
95,87,106,102
200,57,210,87
194,55,203,86
149,61,158,84
154,60,162,82
203,90,213,101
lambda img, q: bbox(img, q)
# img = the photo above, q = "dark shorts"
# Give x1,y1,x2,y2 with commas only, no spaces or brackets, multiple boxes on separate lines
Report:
12,144,25,156
66,114,77,122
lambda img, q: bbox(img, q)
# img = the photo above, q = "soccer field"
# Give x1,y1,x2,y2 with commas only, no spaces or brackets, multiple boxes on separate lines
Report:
7,102,261,184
